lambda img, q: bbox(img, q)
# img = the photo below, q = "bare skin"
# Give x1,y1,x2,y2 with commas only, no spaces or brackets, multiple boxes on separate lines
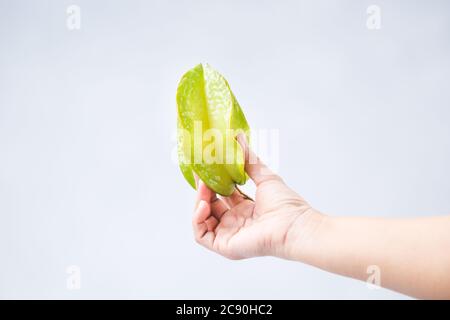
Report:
192,135,450,299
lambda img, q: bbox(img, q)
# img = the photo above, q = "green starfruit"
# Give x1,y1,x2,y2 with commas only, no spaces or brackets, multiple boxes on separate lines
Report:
176,64,250,196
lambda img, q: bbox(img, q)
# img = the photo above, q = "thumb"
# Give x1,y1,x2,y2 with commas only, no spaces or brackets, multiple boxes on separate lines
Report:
236,133,282,186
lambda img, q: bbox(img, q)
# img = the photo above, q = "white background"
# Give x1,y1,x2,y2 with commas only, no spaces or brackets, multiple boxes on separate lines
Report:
1,0,449,299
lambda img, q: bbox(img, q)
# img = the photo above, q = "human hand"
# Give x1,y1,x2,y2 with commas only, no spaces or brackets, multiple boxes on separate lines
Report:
192,135,324,260
193,136,450,299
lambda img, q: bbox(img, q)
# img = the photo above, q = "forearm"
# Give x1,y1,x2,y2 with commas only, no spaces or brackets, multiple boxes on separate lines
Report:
286,213,450,299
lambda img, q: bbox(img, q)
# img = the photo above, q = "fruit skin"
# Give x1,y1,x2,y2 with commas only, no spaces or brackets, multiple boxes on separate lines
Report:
177,117,196,190
176,64,250,196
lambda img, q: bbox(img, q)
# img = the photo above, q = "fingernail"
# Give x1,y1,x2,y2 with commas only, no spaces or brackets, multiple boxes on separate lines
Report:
193,174,199,188
236,133,247,147
198,200,207,210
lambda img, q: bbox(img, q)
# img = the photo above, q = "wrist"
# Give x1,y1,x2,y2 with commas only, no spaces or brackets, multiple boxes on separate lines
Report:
280,208,328,262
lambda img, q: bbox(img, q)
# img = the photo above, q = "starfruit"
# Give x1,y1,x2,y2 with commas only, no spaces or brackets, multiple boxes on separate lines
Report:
176,64,250,196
